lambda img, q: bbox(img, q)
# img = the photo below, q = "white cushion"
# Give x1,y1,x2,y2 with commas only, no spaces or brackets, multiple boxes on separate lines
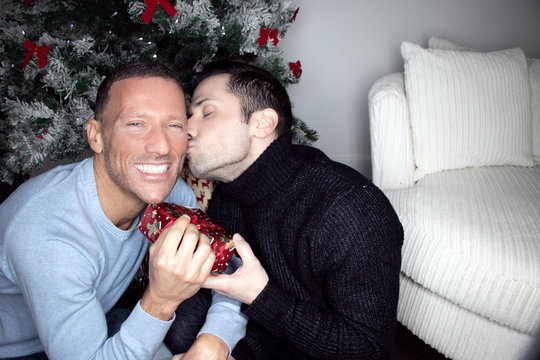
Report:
384,165,540,335
428,36,471,51
401,42,534,180
528,58,540,164
428,36,540,165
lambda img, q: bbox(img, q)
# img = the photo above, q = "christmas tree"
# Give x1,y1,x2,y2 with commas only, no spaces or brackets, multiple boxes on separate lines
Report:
0,0,318,188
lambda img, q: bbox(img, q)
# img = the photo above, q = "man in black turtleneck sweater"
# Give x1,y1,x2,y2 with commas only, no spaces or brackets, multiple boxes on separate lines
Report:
179,61,403,360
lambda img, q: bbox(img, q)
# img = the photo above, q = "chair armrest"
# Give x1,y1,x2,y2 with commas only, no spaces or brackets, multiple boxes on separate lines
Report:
369,72,415,189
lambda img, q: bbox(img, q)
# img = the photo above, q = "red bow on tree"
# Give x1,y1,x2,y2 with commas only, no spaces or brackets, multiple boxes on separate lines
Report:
22,40,50,70
142,0,177,24
290,7,300,22
289,60,302,78
258,27,279,47
12,0,32,5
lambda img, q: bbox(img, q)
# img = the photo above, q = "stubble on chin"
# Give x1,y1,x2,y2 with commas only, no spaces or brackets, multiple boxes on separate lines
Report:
186,155,206,179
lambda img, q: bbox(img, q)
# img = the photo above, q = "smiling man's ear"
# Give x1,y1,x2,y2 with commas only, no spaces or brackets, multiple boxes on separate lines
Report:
86,118,104,154
251,108,278,139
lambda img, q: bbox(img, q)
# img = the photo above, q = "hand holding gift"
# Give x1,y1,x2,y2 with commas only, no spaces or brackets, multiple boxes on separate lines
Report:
139,203,236,273
203,234,269,305
140,215,215,320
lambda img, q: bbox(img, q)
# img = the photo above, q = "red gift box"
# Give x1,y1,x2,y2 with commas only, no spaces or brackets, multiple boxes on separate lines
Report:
138,203,235,273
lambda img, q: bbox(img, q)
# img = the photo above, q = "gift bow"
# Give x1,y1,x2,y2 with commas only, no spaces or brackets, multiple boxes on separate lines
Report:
258,27,279,47
289,60,302,78
22,40,50,70
142,0,177,24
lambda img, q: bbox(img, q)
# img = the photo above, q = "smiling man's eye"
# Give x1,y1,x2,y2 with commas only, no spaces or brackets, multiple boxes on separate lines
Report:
169,123,184,129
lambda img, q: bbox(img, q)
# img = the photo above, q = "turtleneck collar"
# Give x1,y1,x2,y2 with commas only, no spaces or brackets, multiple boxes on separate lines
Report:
216,132,300,206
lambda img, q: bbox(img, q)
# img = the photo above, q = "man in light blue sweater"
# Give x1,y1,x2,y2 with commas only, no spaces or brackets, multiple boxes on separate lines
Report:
0,61,246,359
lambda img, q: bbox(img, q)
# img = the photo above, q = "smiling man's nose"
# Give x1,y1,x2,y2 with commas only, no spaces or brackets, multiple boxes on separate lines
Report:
145,127,171,155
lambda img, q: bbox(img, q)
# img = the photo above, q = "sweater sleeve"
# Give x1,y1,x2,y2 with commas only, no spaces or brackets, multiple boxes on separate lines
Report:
5,233,173,360
240,185,403,360
197,255,248,353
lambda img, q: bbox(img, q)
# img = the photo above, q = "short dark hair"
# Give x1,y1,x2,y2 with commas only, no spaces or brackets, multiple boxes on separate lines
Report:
200,61,293,136
94,60,181,121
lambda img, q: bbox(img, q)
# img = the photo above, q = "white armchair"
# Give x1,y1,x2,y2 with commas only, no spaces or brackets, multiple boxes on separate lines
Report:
369,38,540,360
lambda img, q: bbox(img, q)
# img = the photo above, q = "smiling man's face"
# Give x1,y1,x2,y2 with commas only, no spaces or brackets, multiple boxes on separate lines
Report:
97,76,188,205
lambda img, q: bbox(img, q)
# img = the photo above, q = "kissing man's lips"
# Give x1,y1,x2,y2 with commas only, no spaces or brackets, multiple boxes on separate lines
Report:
134,163,170,174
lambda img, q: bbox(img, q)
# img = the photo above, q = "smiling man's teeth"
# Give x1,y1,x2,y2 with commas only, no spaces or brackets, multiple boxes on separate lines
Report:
135,164,169,174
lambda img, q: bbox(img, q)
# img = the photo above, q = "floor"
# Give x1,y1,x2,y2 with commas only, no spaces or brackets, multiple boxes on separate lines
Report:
391,323,449,360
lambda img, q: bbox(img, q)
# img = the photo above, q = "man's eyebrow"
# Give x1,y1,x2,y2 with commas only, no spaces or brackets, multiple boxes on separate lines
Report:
191,97,210,108
118,112,186,120
117,111,150,120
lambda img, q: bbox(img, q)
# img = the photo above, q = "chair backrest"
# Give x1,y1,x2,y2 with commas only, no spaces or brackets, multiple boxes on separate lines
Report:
369,50,540,191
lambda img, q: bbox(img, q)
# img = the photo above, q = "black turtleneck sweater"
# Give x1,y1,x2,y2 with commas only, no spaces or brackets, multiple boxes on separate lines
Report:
207,133,403,360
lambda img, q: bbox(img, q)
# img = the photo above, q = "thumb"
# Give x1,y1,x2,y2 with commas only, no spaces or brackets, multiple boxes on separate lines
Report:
232,233,255,263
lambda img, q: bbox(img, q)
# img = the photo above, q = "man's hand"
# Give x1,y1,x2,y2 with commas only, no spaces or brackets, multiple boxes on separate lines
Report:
203,234,269,305
141,215,215,320
170,333,231,360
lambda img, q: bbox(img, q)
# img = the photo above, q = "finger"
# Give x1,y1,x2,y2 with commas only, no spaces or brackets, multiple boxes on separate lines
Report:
171,354,184,360
156,215,192,254
175,221,200,251
192,234,215,275
231,234,256,264
148,215,190,262
202,272,229,291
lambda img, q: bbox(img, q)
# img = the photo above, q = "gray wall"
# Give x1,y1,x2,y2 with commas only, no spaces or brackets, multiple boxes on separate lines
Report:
281,0,540,179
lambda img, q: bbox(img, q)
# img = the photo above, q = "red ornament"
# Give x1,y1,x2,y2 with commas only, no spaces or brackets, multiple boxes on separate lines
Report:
288,60,302,78
22,40,50,70
141,0,177,24
37,130,48,139
258,27,279,47
290,7,300,22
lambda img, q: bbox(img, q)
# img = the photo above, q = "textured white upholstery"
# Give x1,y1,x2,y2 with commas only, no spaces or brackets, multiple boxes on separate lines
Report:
427,37,540,165
398,274,532,360
402,42,533,180
528,58,540,164
368,73,415,189
368,41,540,360
387,167,540,338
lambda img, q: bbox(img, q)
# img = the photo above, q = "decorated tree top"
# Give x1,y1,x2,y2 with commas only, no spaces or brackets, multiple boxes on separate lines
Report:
0,0,318,184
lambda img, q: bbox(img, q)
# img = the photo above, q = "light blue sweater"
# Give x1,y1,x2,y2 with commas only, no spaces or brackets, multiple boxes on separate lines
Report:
0,158,246,359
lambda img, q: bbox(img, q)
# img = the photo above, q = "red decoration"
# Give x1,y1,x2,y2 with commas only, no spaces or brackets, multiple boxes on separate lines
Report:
13,0,32,5
141,0,177,24
288,60,302,78
258,27,279,47
37,130,48,139
290,7,300,22
22,40,50,70
138,203,236,273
